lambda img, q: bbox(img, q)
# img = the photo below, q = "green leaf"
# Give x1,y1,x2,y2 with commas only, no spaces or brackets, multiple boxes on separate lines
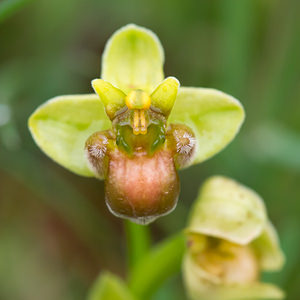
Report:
28,94,110,177
187,176,267,245
252,222,285,271
101,24,164,94
128,233,185,299
168,87,245,167
87,272,137,300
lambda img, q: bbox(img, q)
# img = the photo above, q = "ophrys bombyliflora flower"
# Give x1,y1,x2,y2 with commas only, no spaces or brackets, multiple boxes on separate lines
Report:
184,176,285,300
29,24,245,224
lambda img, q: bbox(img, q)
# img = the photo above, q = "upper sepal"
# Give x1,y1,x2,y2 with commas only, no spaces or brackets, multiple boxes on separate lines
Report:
101,24,164,94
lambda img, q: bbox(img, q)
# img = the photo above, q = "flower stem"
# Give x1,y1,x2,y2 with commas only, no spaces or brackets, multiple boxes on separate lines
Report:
125,220,151,273
128,232,185,299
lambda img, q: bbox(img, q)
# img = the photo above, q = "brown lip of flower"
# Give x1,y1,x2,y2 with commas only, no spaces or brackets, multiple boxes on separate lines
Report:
105,148,180,225
85,112,196,225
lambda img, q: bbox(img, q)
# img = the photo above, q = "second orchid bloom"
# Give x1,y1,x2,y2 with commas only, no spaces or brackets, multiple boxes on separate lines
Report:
184,176,285,300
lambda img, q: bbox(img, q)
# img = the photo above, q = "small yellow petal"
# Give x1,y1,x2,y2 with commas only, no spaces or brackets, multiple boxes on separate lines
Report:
151,76,179,117
92,79,126,119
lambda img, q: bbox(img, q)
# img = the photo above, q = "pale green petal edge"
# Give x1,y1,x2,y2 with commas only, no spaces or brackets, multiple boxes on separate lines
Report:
183,254,285,300
252,221,285,271
28,94,111,177
186,176,267,245
87,272,137,300
101,24,164,94
169,87,245,168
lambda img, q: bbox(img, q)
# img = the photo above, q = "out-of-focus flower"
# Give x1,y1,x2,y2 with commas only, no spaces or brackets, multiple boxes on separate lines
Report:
28,25,244,224
183,176,285,300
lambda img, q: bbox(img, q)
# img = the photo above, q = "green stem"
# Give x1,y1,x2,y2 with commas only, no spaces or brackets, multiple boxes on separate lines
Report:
128,232,186,299
125,220,151,272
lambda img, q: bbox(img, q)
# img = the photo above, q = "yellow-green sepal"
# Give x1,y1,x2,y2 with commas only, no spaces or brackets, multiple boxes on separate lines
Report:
252,221,285,271
28,94,110,177
169,87,245,168
101,24,164,94
187,176,267,245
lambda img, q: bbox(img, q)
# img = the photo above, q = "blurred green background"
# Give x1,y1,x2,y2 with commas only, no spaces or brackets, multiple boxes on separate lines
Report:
0,0,299,299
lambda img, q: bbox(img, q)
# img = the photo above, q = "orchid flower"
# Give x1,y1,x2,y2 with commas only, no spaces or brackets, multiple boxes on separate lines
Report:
28,24,244,224
184,176,285,300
